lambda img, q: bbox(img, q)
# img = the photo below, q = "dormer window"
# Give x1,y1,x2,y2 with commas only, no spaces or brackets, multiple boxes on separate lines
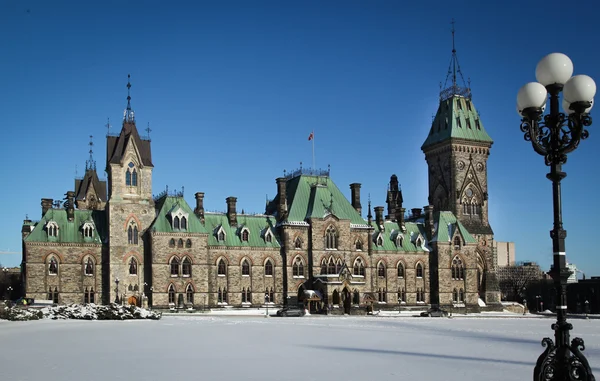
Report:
456,117,462,128
126,162,138,187
241,228,249,242
265,231,273,243
475,119,481,130
376,235,383,247
169,208,189,231
416,237,422,247
82,222,94,238
395,235,403,248
46,221,59,238
454,236,461,250
218,231,225,241
355,240,363,251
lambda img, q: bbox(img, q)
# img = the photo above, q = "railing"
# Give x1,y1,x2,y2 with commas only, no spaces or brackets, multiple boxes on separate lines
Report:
440,85,471,101
285,167,330,179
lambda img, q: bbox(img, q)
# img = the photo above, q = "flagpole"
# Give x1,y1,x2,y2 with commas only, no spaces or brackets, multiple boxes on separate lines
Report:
312,130,315,171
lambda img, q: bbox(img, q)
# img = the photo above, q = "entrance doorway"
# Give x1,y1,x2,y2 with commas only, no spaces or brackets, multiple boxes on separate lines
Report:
342,287,351,314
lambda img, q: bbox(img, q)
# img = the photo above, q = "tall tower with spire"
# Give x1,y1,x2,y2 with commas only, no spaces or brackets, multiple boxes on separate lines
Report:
74,135,107,210
421,22,493,238
105,75,154,304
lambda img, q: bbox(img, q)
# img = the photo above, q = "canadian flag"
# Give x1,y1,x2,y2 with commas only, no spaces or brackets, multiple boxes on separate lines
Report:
308,131,314,141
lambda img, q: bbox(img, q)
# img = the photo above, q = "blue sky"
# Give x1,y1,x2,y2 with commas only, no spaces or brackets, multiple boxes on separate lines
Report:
1,1,599,276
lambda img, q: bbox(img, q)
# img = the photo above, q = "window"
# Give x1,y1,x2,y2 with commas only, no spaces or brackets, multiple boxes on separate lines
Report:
327,257,335,275
376,235,383,246
241,259,250,276
49,257,58,275
378,262,386,278
129,258,138,275
416,288,424,303
355,240,363,251
294,237,302,249
335,259,342,274
169,238,176,248
83,224,93,238
174,216,180,230
265,232,272,243
456,98,462,110
186,284,194,304
353,290,360,305
168,284,176,304
320,259,327,275
177,239,184,248
132,169,137,186
182,257,191,277
416,263,423,278
127,222,139,245
452,256,464,280
218,287,228,303
398,288,406,303
217,259,227,275
475,119,481,130
454,236,461,250
353,258,365,276
456,117,462,128
242,287,252,304
170,257,180,277
459,288,464,303
453,288,459,302
378,288,386,303
181,217,187,230
395,235,403,247
292,257,304,277
217,230,225,241
415,237,422,247
268,287,274,303
126,162,138,186
242,229,249,242
84,258,94,276
89,287,95,304
47,222,58,237
48,287,59,304
185,239,192,248
84,287,89,304
397,263,404,278
325,226,337,249
265,260,273,276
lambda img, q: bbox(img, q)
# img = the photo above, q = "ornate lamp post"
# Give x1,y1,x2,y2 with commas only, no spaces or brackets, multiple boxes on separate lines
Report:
115,278,120,304
265,293,270,318
517,52,596,381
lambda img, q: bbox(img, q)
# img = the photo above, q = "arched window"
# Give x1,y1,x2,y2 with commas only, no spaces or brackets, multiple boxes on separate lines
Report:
218,230,225,241
49,257,58,275
264,260,273,276
295,237,302,249
459,288,464,303
83,224,93,238
397,263,404,278
242,229,249,242
454,236,461,250
453,288,458,302
241,259,250,276
242,287,252,303
292,257,304,277
168,284,176,304
398,288,405,303
129,258,138,275
186,284,194,304
355,240,363,251
353,290,360,305
396,235,403,247
335,259,342,274
177,239,184,248
217,259,227,275
378,288,386,302
186,239,192,248
265,232,272,243
320,259,327,275
218,288,228,303
125,171,131,186
416,263,423,278
169,238,176,248
181,217,187,230
353,258,365,276
376,235,383,246
126,162,138,187
182,257,191,277
327,257,335,274
378,262,386,278
84,257,94,276
325,226,337,249
89,287,95,304
131,169,137,186
416,237,422,247
127,221,139,245
452,256,464,280
174,216,180,230
133,284,139,291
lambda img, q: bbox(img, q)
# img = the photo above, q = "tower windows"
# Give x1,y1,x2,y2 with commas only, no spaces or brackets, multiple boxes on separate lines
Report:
129,258,138,275
127,221,139,245
48,257,58,275
264,259,273,276
353,257,365,276
416,263,423,278
241,259,250,276
217,259,227,276
377,262,386,278
170,257,180,277
292,257,304,277
182,257,191,277
325,226,338,249
84,257,94,276
452,256,464,280
126,162,138,186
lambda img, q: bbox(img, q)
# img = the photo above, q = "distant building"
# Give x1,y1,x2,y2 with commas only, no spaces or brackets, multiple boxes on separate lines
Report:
494,241,515,267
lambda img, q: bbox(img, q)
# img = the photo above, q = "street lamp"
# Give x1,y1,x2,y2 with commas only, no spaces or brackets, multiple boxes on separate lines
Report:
265,293,270,318
115,278,120,304
517,52,595,380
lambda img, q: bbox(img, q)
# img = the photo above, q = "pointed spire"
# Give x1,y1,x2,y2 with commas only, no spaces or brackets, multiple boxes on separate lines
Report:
124,74,135,123
86,135,96,171
367,194,373,225
105,117,111,136
440,19,471,101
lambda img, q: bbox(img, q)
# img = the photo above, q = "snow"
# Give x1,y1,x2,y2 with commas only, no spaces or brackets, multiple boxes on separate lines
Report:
0,315,598,380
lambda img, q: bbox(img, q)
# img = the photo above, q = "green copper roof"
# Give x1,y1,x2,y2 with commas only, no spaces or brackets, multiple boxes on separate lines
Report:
422,96,493,150
371,221,427,252
150,196,208,234
285,175,366,225
25,209,106,244
204,213,280,248
432,211,477,244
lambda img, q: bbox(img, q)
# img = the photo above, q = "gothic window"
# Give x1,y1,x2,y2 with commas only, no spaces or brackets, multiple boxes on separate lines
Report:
241,229,249,242
170,257,180,277
378,288,386,303
217,259,227,275
51,287,59,304
48,257,58,275
415,237,422,247
376,235,383,246
453,288,458,302
168,284,176,304
452,256,464,280
218,287,228,303
459,288,464,303
416,288,424,303
353,290,360,305
320,259,327,275
395,235,403,248
182,257,191,277
294,237,302,249
327,257,335,275
398,288,406,303
181,217,187,230
353,258,365,276
84,257,94,276
416,263,423,278
217,230,225,241
186,284,194,304
126,171,131,186
129,258,138,275
268,287,274,304
186,239,192,248
454,236,461,250
174,216,180,230
378,262,386,278
128,284,133,291
169,238,176,248
83,223,94,238
126,162,138,187
89,287,95,304
325,226,338,249
84,287,89,304
242,287,248,303
265,232,272,243
264,260,273,276
292,257,304,277
355,240,363,251
47,221,59,238
127,221,139,245
397,262,404,278
133,284,139,291
241,259,250,276
335,259,342,274
132,169,137,186
242,287,252,303
177,239,184,248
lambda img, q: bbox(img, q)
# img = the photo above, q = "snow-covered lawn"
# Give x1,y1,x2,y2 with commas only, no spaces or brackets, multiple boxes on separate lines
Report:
0,315,598,381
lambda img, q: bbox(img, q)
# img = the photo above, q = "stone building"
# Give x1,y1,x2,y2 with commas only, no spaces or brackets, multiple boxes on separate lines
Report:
20,43,502,312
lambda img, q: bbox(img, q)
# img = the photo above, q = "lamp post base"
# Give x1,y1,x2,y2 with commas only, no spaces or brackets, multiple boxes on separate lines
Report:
534,336,595,381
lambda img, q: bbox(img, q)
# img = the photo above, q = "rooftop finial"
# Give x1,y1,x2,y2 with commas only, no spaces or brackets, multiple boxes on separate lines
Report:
86,135,96,171
124,74,135,123
440,19,470,101
105,117,111,136
146,122,152,140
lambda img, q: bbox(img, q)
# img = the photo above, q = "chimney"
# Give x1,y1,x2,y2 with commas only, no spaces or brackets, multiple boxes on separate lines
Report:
374,206,384,228
194,192,205,223
41,198,53,217
66,191,75,221
276,177,287,220
424,205,435,240
349,183,362,215
411,208,422,219
226,197,237,227
397,207,406,232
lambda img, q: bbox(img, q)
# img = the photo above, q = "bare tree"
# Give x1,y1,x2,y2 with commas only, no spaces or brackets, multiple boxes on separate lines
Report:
498,261,545,301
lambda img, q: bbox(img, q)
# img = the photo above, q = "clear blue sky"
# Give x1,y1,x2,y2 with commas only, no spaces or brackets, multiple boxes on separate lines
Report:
1,1,599,276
